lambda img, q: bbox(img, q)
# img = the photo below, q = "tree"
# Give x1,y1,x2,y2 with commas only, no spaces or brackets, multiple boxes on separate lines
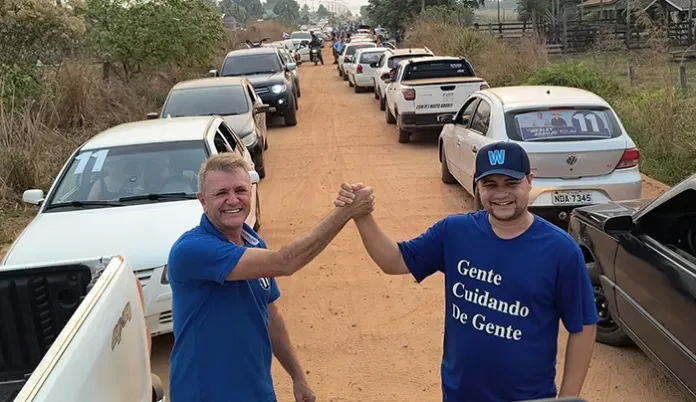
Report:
366,0,482,29
238,0,264,19
272,0,299,22
316,3,330,18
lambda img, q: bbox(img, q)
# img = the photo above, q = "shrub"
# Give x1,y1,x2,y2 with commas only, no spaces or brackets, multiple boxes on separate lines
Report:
523,61,625,102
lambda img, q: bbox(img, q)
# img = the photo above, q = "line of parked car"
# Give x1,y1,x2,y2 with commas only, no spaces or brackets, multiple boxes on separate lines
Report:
336,37,696,401
1,39,310,341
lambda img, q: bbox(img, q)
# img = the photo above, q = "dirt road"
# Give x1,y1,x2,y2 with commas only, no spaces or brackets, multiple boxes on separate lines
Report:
149,50,686,401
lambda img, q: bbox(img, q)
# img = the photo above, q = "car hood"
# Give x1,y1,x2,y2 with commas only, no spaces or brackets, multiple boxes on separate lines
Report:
2,201,204,271
222,113,254,137
247,73,286,86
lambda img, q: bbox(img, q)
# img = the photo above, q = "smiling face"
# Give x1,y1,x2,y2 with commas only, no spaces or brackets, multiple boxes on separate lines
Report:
477,174,533,221
197,168,251,235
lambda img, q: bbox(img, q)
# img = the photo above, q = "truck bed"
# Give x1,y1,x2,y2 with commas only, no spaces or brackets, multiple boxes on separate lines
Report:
0,262,94,400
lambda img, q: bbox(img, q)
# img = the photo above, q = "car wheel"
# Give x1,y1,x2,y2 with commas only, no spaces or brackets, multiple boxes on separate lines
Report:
385,104,396,124
297,85,301,98
264,136,268,150
441,146,456,184
379,95,386,111
374,88,379,100
257,156,266,180
253,192,261,232
398,125,410,143
338,68,342,77
343,72,349,81
284,97,298,126
588,262,633,346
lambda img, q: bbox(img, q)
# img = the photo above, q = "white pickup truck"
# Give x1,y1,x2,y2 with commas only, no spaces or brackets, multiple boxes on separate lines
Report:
0,255,165,402
383,56,489,143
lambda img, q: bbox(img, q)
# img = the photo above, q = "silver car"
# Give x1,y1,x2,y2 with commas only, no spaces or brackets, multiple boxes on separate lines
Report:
438,85,642,224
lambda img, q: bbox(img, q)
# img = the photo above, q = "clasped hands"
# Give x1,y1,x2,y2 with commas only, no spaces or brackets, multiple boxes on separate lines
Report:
334,183,374,219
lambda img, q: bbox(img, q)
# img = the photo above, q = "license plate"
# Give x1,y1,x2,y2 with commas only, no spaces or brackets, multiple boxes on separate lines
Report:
552,190,593,205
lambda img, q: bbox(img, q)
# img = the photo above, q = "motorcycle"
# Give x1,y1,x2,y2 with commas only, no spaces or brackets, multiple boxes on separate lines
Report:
310,47,321,65
245,38,270,48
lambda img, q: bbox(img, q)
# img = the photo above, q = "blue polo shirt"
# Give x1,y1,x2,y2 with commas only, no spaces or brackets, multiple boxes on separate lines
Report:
167,214,280,402
397,211,599,402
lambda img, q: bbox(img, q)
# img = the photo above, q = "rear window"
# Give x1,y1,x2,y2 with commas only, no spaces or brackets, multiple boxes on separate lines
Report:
403,60,474,80
505,108,622,141
346,44,375,55
360,51,385,64
388,54,433,69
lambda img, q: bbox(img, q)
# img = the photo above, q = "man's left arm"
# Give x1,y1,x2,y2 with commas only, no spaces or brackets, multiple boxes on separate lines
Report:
557,246,600,397
268,302,315,401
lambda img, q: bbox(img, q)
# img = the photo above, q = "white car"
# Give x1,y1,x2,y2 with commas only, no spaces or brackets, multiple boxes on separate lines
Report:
338,42,377,81
346,47,389,93
439,85,642,223
1,116,261,337
373,47,434,111
290,31,313,61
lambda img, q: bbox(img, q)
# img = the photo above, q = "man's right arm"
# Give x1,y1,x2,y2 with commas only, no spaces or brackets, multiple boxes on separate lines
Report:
353,215,410,275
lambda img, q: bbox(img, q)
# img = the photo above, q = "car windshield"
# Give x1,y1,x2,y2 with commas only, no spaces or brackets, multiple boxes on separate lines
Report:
505,108,622,142
403,60,474,80
360,50,386,64
388,54,433,69
346,44,375,56
291,32,312,40
46,141,207,209
221,53,281,76
162,86,249,117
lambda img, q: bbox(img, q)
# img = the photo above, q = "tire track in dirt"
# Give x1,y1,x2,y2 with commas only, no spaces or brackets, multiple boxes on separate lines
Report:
149,47,688,402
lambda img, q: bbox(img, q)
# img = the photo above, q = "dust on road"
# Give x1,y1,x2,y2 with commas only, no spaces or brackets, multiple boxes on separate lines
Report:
150,49,687,402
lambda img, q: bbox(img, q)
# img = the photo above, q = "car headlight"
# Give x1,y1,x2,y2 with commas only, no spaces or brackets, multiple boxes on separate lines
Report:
271,84,287,94
241,132,259,147
161,265,169,284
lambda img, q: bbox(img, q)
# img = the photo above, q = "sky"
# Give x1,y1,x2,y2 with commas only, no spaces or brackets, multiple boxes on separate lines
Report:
294,0,368,15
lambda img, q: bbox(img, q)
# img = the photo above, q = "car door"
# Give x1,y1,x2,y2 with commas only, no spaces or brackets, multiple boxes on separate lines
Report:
442,98,478,182
613,226,696,393
459,99,493,191
245,82,267,144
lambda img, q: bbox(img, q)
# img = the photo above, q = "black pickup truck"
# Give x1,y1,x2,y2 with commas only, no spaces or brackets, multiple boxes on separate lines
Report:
568,173,696,401
210,47,299,127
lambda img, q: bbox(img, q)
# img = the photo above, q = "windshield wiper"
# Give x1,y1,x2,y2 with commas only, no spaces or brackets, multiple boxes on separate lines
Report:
45,200,125,210
248,71,277,75
118,192,197,202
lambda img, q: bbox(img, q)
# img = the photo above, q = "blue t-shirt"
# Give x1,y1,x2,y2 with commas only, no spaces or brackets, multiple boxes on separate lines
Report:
397,211,599,402
167,214,281,402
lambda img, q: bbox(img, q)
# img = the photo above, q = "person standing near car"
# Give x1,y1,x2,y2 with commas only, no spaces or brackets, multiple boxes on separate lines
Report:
333,141,599,402
333,36,346,65
167,153,375,402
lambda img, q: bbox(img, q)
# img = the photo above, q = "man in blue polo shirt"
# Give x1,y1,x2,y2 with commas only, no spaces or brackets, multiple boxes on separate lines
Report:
334,142,599,401
167,153,375,402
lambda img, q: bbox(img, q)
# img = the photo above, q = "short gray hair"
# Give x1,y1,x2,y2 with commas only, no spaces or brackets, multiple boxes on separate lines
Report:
198,153,251,193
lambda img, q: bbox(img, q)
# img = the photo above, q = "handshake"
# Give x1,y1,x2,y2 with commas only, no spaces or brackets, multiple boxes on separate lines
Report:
333,183,375,220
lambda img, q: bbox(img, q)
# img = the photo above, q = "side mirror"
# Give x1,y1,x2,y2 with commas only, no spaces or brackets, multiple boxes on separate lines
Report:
369,62,378,68
249,170,260,184
255,104,271,114
146,112,159,120
208,69,219,77
438,114,454,124
603,215,634,235
23,189,45,205
287,62,297,70
380,73,391,82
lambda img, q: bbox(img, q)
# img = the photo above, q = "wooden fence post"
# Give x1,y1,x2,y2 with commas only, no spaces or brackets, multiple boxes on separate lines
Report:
680,65,688,96
627,61,634,87
562,8,568,55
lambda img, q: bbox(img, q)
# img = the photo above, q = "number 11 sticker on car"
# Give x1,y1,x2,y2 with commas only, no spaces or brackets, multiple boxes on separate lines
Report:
515,110,612,142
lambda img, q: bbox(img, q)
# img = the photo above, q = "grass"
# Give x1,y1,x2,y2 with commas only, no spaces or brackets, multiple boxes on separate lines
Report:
0,22,292,245
405,16,696,187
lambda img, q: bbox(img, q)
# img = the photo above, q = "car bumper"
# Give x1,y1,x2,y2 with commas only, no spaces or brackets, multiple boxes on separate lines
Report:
527,167,643,209
257,92,293,113
141,265,173,337
354,74,374,87
398,112,451,131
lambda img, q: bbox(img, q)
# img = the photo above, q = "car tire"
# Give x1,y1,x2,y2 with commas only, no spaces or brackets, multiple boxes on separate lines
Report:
338,68,342,77
398,126,410,143
343,72,349,81
297,85,301,98
374,87,379,100
354,83,362,93
441,146,456,184
253,192,261,232
473,187,483,210
385,104,396,124
264,137,268,150
379,95,386,111
348,78,354,87
284,97,298,126
588,262,633,346
257,159,266,180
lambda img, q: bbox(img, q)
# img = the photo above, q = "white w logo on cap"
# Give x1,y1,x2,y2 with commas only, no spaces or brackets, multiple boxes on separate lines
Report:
488,150,506,166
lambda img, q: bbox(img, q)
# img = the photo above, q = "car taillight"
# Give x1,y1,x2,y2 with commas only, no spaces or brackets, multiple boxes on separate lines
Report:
357,64,363,74
616,148,640,169
480,83,489,90
402,88,416,101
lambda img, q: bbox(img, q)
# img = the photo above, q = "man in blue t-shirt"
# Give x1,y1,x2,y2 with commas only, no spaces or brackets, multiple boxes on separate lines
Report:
335,142,599,402
167,153,375,402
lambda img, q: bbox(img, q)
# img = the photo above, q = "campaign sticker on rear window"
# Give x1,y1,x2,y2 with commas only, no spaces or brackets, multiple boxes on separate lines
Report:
74,149,110,174
515,110,613,141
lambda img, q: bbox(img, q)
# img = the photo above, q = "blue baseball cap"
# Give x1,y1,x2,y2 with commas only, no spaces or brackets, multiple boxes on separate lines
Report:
474,141,531,183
